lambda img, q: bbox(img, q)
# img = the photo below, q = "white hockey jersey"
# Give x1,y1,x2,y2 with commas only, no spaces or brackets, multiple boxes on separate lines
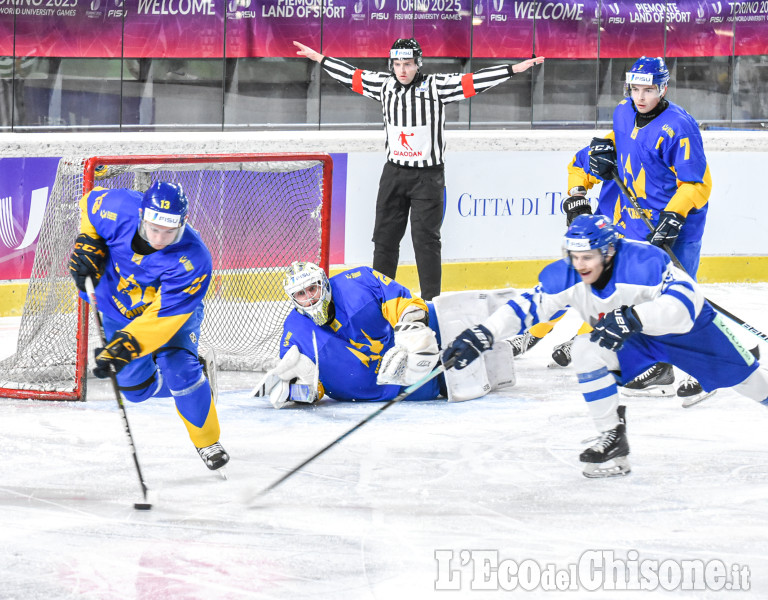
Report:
483,239,706,340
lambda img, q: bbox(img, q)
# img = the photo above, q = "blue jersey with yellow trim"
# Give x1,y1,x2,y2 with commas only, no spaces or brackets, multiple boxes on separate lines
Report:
612,99,710,243
80,187,212,356
280,267,439,402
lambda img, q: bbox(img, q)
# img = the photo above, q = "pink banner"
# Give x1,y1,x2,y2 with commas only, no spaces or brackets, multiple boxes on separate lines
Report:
0,158,61,280
0,0,766,59
471,0,534,58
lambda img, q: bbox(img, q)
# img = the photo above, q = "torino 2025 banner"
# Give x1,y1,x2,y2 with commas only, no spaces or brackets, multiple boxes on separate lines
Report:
0,0,765,58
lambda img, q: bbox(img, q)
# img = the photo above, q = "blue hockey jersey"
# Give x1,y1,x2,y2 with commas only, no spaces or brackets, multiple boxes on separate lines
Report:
79,187,212,357
280,267,440,402
611,99,711,243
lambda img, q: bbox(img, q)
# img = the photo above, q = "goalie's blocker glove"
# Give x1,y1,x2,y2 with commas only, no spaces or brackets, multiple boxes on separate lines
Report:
442,324,494,370
647,210,685,247
589,137,617,181
69,233,108,293
590,306,642,351
93,330,141,378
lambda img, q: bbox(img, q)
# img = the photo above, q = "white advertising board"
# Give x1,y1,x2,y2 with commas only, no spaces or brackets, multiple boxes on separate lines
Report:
345,150,768,264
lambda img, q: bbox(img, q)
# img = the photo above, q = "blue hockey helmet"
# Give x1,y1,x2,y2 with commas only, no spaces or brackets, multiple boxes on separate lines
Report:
283,261,333,326
563,214,618,261
624,56,669,97
138,181,189,247
389,38,423,71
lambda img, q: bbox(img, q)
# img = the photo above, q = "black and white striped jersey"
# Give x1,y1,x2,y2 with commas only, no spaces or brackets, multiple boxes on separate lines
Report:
321,57,515,168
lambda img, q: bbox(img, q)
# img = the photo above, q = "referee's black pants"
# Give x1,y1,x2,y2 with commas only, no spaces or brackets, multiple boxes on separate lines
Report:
372,161,445,301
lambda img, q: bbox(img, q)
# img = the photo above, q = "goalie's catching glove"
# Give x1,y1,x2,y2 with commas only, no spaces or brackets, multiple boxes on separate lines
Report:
377,321,439,386
590,306,642,351
589,137,617,181
563,191,592,226
93,330,141,378
69,233,108,293
441,324,494,370
252,345,321,409
647,210,685,247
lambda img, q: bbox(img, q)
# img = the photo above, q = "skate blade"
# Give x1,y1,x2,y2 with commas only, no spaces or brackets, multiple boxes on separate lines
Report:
582,456,631,478
214,466,228,481
681,389,717,409
619,384,675,398
547,360,568,369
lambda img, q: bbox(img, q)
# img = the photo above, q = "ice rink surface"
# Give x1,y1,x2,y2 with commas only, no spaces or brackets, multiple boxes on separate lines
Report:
1,283,768,599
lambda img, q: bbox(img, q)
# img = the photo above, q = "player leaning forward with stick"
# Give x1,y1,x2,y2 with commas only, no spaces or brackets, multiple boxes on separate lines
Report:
293,38,543,301
442,214,768,478
68,181,229,471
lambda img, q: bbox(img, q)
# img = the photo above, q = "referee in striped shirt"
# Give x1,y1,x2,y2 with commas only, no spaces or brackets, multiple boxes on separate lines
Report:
294,39,544,300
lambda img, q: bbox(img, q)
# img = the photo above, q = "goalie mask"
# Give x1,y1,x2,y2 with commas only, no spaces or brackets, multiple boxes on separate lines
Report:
138,181,189,248
624,56,669,98
389,38,423,71
283,261,333,326
563,214,618,263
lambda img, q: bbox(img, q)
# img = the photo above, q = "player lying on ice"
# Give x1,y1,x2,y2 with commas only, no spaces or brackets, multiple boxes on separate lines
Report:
253,261,517,407
68,180,228,472
442,214,768,478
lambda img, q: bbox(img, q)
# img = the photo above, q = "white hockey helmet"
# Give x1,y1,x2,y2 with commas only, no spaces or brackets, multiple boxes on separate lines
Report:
283,261,333,326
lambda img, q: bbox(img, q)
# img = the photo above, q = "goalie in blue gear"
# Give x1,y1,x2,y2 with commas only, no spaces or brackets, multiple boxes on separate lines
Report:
252,262,518,408
443,214,768,478
68,180,228,472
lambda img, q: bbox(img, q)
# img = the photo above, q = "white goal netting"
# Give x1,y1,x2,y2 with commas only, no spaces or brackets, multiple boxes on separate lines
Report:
0,153,332,400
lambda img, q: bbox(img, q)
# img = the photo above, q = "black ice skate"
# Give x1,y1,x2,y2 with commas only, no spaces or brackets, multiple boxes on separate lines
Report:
678,376,716,408
548,337,574,368
509,332,540,356
197,441,230,471
621,362,675,397
580,406,630,478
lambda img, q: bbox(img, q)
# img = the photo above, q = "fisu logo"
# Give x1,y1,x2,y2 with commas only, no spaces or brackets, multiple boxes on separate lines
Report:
374,0,386,10
711,1,721,12
475,1,483,14
90,0,100,10
0,188,49,250
493,0,503,12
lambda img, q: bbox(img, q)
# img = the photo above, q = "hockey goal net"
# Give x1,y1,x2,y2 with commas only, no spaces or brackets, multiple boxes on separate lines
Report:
0,153,333,401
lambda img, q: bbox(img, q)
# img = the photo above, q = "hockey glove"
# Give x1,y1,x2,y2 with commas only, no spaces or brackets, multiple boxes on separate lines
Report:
93,330,141,378
589,137,617,181
377,321,439,386
252,345,321,409
442,324,494,370
563,194,593,226
69,233,108,293
647,211,686,247
590,306,642,351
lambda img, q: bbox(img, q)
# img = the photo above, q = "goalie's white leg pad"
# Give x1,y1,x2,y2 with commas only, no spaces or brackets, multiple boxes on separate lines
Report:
485,339,517,390
433,290,519,402
582,456,631,478
443,354,492,402
433,289,520,339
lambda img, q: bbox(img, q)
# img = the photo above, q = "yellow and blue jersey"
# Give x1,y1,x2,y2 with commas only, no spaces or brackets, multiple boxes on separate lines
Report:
79,187,212,357
280,267,439,402
612,99,711,243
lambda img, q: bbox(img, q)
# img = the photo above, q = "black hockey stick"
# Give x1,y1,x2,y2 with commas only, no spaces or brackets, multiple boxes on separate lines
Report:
249,358,454,503
84,277,152,510
612,173,768,344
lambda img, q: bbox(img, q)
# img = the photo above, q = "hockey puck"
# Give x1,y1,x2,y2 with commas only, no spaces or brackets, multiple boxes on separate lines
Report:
134,502,152,510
